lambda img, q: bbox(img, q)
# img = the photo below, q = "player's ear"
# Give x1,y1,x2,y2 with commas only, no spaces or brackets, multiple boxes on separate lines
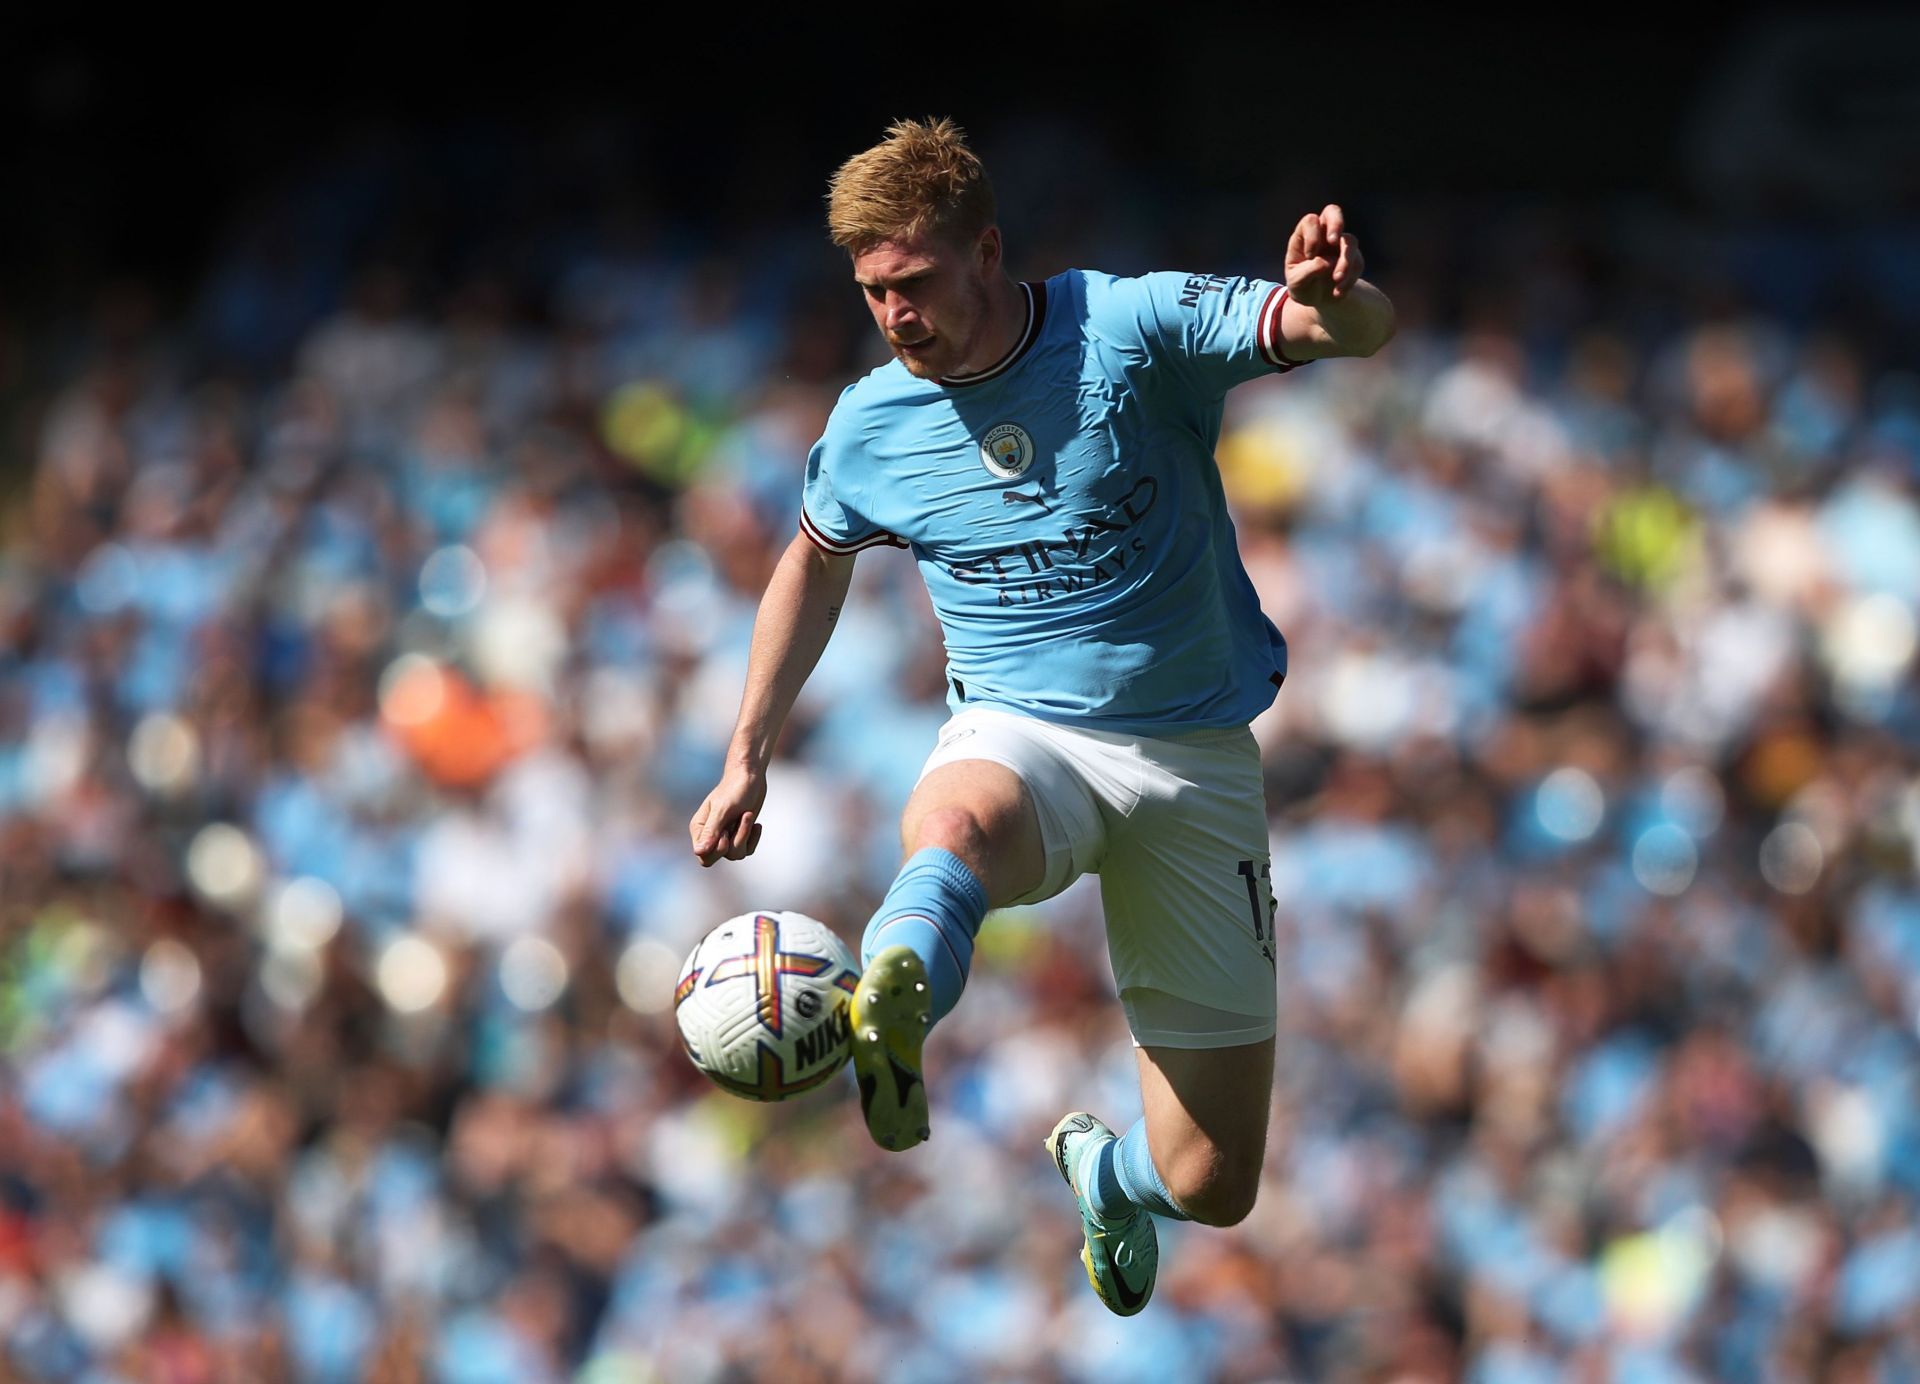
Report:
977,226,1002,276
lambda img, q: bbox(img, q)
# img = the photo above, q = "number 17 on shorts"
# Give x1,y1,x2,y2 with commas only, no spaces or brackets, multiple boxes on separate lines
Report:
1236,859,1277,968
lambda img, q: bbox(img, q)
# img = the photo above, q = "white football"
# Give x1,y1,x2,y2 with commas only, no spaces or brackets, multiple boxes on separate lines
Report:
674,911,860,1101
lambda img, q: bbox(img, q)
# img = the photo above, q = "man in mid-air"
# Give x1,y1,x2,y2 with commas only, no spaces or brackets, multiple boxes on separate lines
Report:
692,118,1394,1315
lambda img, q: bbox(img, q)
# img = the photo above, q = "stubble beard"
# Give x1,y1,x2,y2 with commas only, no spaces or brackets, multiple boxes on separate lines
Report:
891,274,990,380
896,348,942,380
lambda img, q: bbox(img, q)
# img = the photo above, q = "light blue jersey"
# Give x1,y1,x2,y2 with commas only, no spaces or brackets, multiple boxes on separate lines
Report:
801,269,1304,735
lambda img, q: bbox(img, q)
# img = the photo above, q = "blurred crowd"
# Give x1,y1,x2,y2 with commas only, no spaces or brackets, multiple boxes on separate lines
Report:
3,124,1920,1383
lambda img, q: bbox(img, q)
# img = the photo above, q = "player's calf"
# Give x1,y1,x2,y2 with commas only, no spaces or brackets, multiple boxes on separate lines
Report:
1132,1037,1275,1226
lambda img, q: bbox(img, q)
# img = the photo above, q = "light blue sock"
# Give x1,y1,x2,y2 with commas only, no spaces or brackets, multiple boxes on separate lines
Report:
1088,1118,1190,1222
861,847,988,1027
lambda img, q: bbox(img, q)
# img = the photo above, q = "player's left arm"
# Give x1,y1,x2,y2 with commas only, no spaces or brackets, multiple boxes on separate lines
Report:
1275,204,1395,361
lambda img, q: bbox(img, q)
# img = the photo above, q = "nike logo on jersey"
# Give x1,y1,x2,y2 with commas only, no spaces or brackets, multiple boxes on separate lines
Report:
1002,489,1053,514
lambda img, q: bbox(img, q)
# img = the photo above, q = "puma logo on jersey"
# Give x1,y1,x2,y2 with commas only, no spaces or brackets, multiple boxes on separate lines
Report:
1002,489,1052,513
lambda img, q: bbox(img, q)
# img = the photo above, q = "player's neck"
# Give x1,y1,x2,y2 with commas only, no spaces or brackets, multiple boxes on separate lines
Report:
952,275,1028,377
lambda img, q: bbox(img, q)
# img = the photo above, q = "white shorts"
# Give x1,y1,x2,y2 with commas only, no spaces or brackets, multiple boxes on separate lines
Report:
918,706,1278,1049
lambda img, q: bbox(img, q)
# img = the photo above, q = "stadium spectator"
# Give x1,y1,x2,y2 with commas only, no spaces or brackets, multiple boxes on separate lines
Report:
2,120,1918,1381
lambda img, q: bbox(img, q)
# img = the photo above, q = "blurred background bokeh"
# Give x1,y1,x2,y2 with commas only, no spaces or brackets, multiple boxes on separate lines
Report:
4,11,1920,1382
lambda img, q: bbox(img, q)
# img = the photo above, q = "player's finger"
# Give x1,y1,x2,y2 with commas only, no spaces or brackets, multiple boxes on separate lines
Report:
727,809,756,853
1290,257,1332,291
1286,215,1310,266
1343,235,1364,281
1321,204,1345,244
699,809,740,863
690,798,715,852
1301,214,1326,260
1331,234,1355,293
723,821,760,861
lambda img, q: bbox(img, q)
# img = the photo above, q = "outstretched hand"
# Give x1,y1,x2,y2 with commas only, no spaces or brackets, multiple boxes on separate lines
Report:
1285,204,1365,310
690,764,766,867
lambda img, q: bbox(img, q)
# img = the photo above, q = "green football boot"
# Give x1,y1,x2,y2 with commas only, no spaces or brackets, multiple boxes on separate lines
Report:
849,945,931,1151
1045,1111,1159,1316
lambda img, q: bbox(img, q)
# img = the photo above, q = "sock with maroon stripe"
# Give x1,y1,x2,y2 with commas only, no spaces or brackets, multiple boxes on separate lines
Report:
860,847,988,1027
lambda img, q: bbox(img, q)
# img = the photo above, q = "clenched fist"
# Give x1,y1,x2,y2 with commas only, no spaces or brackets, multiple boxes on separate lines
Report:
1286,203,1365,310
690,763,766,867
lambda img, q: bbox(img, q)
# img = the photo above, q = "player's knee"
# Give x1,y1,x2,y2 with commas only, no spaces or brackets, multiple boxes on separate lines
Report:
906,804,990,862
1166,1153,1262,1227
1177,1175,1260,1227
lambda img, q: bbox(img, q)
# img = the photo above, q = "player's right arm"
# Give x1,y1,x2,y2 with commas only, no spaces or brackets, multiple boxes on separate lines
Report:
690,530,856,867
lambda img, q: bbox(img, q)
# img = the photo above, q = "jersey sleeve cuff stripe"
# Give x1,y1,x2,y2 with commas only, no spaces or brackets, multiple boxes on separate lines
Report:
799,509,907,554
1257,285,1305,372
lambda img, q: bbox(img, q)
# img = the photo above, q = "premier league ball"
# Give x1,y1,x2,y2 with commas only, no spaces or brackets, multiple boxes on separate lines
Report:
674,911,861,1101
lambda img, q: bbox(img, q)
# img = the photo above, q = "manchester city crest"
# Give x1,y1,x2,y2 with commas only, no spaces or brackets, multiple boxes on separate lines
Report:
979,422,1035,479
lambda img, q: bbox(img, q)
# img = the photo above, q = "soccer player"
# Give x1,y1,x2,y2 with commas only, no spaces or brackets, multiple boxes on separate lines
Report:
690,118,1394,1315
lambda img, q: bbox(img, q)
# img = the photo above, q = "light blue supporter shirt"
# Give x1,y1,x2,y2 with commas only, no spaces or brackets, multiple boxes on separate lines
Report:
801,269,1303,735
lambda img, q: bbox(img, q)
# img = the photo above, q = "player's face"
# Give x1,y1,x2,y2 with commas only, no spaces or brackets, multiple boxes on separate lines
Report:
851,229,997,380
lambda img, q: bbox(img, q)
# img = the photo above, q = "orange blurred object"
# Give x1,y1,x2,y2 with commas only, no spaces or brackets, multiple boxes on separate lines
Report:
380,657,545,789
